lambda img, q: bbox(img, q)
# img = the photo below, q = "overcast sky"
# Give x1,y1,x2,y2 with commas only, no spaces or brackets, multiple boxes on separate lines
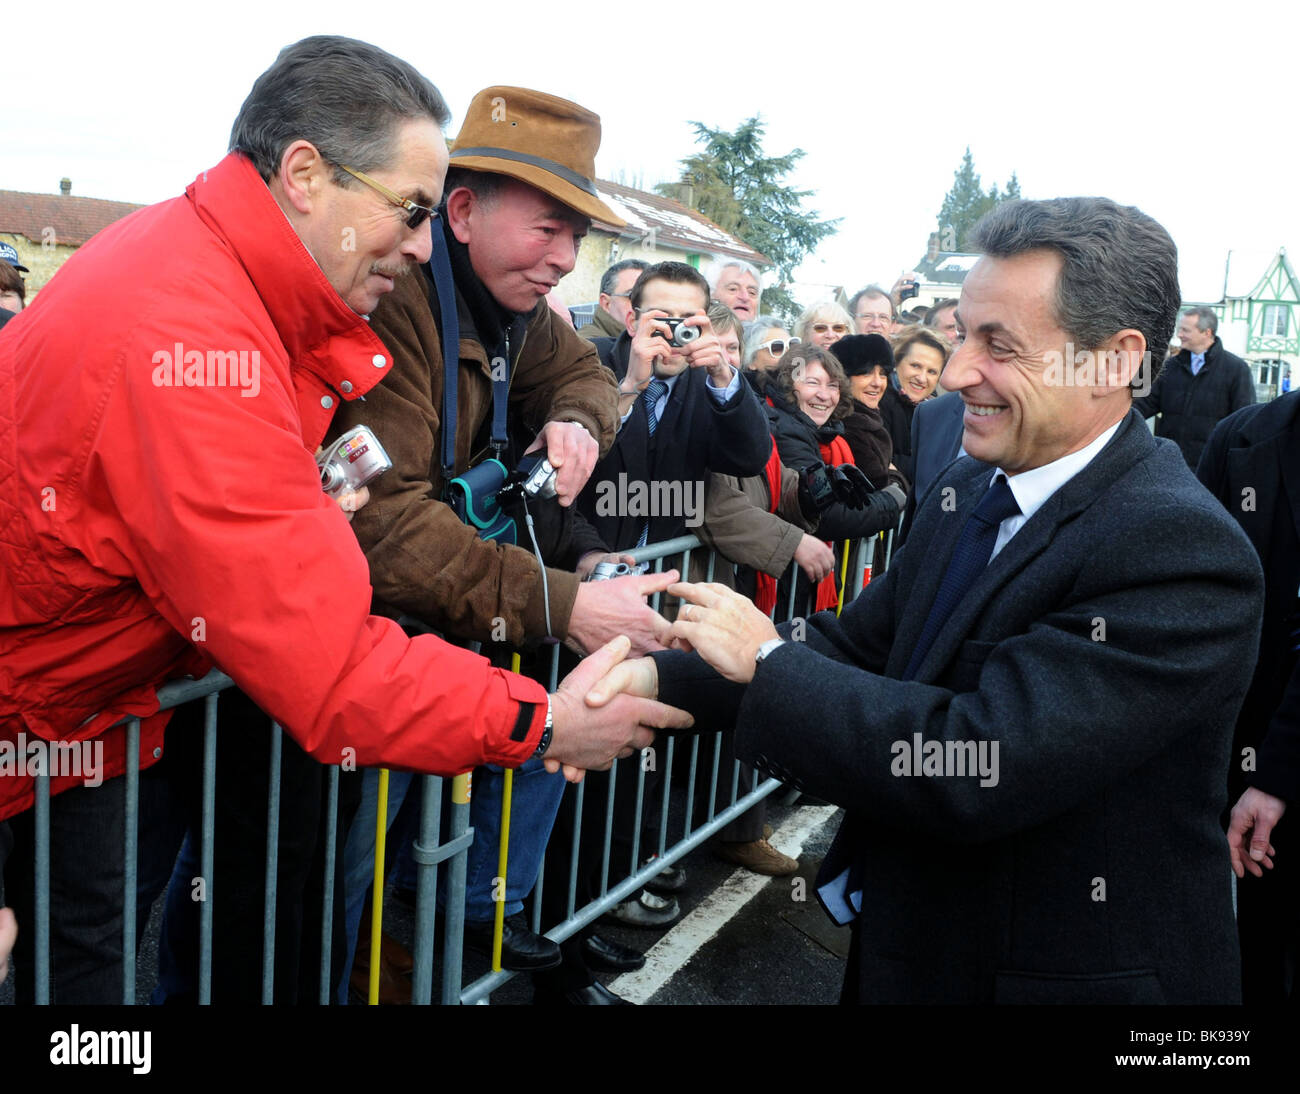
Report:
7,0,1296,305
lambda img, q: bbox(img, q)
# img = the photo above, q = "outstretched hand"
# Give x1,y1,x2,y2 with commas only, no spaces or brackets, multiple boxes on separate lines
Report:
667,582,780,685
545,636,692,782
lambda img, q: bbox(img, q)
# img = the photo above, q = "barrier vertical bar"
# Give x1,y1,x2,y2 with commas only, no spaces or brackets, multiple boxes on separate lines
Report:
318,764,339,1004
440,772,471,1006
599,759,617,896
198,691,218,1005
262,722,282,1004
368,767,390,1006
122,717,140,1004
411,774,443,1005
33,771,49,1005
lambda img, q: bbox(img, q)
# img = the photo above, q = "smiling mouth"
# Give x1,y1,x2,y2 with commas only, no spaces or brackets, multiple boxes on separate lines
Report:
964,401,1007,418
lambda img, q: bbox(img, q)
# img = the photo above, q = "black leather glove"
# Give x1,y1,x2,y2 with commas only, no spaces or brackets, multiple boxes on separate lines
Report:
797,462,837,520
830,463,876,509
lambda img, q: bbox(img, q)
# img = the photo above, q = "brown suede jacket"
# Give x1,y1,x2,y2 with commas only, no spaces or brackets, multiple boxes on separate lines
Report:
329,269,619,647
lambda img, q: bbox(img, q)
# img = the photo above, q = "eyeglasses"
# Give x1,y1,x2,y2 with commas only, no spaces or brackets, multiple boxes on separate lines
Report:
855,312,892,324
336,163,435,231
760,336,799,356
811,323,849,335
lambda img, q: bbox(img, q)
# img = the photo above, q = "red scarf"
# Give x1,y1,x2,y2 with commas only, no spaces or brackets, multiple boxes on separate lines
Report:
813,434,854,612
754,437,784,614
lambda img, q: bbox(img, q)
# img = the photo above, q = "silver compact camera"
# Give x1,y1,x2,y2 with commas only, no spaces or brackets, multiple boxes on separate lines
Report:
317,425,392,498
658,316,701,348
587,561,651,582
517,453,558,499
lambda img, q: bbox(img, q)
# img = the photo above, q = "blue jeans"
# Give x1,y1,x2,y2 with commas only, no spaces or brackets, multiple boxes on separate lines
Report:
336,759,564,1003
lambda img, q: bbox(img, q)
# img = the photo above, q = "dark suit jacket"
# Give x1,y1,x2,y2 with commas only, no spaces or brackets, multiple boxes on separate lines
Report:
578,332,771,549
900,390,968,542
1197,392,1300,804
653,410,1264,1003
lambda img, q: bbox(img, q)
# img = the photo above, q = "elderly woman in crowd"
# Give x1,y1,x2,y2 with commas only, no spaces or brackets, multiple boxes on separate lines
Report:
794,300,854,349
766,344,906,613
878,325,952,483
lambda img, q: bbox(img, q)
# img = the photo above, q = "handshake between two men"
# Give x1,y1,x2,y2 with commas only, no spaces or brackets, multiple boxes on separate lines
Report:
545,582,776,782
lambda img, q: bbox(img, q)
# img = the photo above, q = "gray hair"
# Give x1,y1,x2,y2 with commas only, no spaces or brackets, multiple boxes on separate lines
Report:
795,300,855,344
970,198,1180,379
710,258,762,292
1184,305,1218,336
848,285,895,320
599,259,650,298
742,315,787,365
230,36,451,186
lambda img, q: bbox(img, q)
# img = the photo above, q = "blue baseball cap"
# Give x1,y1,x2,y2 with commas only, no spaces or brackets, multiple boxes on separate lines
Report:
0,242,29,272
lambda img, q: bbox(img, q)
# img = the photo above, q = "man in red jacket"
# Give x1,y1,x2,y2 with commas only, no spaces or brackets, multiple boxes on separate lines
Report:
0,35,687,1003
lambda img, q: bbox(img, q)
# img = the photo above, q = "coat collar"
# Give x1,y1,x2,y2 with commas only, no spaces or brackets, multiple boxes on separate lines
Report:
184,154,391,402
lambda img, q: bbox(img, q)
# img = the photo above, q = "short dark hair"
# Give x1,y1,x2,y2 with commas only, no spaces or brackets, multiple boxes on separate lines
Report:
770,343,853,424
924,298,958,326
970,198,1180,387
849,285,894,320
442,167,510,209
1184,305,1218,336
0,262,24,304
629,261,711,312
600,259,650,298
230,36,451,185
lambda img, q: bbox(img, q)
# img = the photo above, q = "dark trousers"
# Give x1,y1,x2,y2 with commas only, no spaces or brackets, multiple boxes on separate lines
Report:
4,776,134,1004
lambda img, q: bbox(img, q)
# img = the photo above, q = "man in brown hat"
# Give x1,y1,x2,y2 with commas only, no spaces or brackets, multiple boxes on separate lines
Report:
329,86,669,999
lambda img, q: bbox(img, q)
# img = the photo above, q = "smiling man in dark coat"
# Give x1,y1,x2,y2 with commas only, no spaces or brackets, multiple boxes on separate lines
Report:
585,197,1265,1004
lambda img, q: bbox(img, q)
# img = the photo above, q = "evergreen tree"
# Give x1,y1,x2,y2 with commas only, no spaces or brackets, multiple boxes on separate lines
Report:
657,117,839,323
937,149,1022,251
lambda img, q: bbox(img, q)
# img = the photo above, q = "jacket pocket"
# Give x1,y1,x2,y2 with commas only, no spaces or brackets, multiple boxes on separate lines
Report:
994,968,1165,1005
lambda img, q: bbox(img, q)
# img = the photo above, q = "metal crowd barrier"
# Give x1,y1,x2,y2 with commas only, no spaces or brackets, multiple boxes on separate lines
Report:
11,528,897,1006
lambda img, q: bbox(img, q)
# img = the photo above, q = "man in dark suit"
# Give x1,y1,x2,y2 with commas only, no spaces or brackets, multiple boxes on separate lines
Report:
1198,392,1300,1003
1134,305,1255,469
585,197,1265,1004
578,260,771,549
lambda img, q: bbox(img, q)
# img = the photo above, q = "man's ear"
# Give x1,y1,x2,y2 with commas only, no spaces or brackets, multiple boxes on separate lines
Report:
276,140,327,215
624,304,638,338
1096,330,1148,394
445,187,475,245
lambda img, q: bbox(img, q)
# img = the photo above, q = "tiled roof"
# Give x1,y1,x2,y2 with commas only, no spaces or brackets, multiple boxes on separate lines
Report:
0,189,145,247
593,180,769,266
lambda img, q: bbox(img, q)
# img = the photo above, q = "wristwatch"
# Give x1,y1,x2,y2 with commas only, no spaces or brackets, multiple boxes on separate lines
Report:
531,696,554,760
754,638,786,665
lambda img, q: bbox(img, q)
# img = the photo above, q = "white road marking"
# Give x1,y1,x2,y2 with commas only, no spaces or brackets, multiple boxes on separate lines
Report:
608,805,840,1003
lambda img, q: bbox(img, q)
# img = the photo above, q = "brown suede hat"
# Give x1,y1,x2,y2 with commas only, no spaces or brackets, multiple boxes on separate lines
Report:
449,86,625,228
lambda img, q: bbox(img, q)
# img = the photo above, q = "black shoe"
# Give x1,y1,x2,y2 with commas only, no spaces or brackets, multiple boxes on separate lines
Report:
582,933,647,973
533,981,633,1005
463,914,562,971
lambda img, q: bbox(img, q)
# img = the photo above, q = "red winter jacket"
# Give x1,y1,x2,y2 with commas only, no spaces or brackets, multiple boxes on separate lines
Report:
0,154,546,821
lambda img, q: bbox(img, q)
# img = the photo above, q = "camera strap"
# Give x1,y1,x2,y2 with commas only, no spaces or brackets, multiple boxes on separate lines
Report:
430,215,513,478
429,215,462,483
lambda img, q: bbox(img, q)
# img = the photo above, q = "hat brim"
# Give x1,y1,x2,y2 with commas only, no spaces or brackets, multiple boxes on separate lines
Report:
449,154,625,229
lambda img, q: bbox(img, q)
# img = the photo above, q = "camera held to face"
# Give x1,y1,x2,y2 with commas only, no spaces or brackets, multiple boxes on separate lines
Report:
655,316,701,348
317,425,392,498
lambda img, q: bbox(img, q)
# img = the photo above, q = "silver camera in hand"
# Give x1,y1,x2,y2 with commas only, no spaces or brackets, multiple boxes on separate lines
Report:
517,453,559,499
658,316,701,348
588,561,650,581
317,425,392,498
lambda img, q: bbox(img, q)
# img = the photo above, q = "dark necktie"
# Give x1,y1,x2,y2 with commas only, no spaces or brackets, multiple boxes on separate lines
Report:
636,379,669,548
903,475,1021,681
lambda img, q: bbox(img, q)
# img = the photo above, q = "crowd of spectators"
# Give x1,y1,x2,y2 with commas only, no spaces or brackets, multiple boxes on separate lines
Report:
0,34,1291,1010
